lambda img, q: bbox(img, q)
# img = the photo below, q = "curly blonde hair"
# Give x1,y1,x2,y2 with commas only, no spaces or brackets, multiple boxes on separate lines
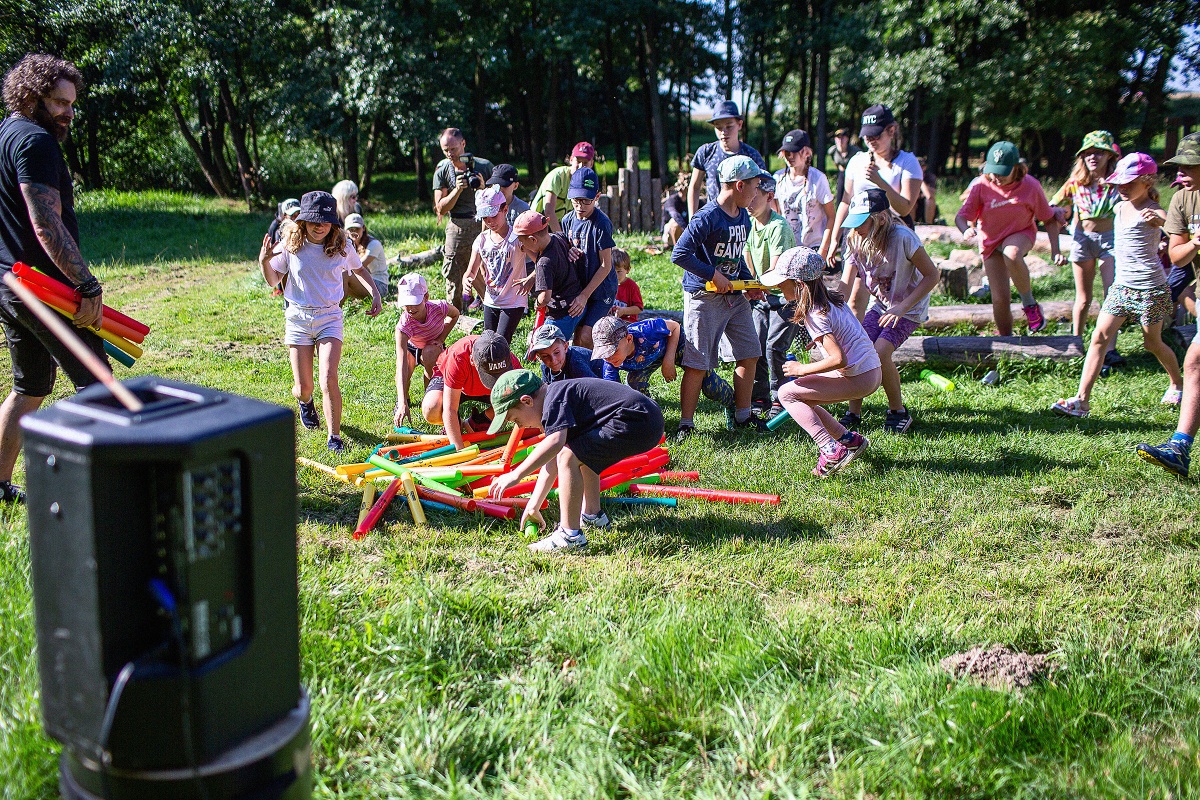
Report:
2,54,82,118
281,219,348,258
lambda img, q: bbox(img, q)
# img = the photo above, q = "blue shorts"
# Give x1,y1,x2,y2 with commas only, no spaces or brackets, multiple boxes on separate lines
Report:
1168,262,1195,303
579,289,617,328
545,313,581,340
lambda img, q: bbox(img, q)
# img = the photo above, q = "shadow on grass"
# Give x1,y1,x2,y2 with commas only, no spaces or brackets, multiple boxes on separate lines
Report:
904,405,1165,439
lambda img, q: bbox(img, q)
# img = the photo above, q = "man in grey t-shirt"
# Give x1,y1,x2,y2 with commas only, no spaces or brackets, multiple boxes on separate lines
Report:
432,127,494,310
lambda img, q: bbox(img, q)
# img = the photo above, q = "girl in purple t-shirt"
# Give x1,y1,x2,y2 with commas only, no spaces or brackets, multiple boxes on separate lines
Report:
760,246,882,478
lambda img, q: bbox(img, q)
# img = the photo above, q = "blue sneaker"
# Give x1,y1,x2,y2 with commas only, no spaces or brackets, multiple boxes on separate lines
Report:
1135,441,1190,478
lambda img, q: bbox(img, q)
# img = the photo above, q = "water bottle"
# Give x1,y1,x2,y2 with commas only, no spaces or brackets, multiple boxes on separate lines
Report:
981,369,1000,386
920,369,955,392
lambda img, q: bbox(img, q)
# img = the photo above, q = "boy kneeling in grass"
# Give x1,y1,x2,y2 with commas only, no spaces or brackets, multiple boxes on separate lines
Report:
487,370,664,552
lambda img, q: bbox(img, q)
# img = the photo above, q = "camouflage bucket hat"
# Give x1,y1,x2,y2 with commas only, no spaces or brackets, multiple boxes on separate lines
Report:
1164,133,1200,167
1075,130,1118,157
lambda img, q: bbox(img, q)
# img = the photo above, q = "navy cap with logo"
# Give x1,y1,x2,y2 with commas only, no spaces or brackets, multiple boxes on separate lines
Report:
295,191,340,226
859,104,895,138
841,188,891,229
567,167,600,200
486,163,520,187
709,100,741,122
470,330,515,390
779,130,811,153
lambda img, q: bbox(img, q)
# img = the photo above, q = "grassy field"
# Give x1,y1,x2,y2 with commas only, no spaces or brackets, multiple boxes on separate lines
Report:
1,191,1198,799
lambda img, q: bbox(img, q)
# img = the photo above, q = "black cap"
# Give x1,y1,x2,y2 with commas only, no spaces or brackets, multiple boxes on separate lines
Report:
295,191,340,225
859,104,895,138
486,164,520,187
710,100,741,122
470,331,514,389
779,130,811,153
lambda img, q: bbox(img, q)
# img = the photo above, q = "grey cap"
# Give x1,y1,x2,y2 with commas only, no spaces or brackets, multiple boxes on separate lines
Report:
470,330,514,390
759,246,826,286
589,316,629,362
525,323,566,359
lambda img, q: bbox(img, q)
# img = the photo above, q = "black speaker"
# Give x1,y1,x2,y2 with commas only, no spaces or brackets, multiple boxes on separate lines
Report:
21,376,311,799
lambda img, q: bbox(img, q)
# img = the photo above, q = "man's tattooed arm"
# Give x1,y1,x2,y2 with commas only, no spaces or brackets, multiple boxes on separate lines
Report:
19,181,94,286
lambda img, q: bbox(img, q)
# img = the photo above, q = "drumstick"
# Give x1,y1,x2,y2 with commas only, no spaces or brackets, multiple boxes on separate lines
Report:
2,273,143,412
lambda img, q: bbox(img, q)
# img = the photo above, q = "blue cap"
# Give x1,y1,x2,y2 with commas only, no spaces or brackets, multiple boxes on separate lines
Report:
717,155,770,184
758,173,777,193
709,100,741,122
567,167,600,200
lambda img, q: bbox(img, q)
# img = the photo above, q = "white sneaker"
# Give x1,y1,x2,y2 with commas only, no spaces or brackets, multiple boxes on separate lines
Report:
528,527,587,552
581,511,610,529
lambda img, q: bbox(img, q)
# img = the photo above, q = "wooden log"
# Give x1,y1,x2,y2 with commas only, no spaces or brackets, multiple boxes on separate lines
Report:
892,335,1085,365
605,185,618,227
617,169,633,231
639,169,653,232
923,300,1097,330
597,194,611,217
390,245,443,268
626,146,639,174
641,309,683,323
651,177,663,234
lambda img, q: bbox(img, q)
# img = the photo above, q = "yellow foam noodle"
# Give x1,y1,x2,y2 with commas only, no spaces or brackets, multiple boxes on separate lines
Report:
334,463,373,477
297,457,353,484
48,303,143,358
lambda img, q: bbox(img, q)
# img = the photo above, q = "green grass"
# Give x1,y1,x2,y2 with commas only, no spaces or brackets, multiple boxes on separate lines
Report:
2,191,1199,798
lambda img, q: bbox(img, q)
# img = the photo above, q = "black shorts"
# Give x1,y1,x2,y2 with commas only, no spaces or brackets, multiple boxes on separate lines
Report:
1168,262,1195,303
0,280,107,397
565,403,665,475
422,376,489,405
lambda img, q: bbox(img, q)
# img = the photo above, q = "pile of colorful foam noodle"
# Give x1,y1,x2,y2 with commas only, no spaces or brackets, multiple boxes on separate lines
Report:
10,262,149,367
298,426,781,540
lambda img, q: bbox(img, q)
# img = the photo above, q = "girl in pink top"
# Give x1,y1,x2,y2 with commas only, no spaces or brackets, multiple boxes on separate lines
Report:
956,141,1063,335
394,273,459,426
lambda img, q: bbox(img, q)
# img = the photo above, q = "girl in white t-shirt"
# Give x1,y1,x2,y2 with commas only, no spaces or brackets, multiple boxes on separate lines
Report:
772,129,836,258
838,189,940,434
760,247,882,478
464,185,536,343
831,104,924,317
258,191,382,454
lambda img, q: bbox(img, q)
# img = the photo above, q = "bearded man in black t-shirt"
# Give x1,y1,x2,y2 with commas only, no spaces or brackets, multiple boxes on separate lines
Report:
0,54,106,504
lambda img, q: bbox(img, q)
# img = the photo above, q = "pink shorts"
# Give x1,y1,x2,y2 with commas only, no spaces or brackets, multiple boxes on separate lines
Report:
862,307,919,350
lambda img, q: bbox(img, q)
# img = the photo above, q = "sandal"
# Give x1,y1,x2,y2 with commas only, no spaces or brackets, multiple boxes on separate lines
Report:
1162,388,1184,406
1050,397,1089,418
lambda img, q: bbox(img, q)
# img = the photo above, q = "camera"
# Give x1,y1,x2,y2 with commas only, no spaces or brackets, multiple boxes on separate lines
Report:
457,153,485,191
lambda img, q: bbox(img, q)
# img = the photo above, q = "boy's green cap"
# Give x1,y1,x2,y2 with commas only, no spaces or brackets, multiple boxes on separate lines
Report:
487,369,543,435
1164,133,1200,167
983,141,1020,176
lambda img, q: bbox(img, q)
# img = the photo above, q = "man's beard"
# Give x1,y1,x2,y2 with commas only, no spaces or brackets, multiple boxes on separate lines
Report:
32,101,70,143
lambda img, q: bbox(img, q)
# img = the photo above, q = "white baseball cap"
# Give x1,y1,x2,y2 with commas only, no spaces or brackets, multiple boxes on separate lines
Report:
344,213,365,229
396,273,428,306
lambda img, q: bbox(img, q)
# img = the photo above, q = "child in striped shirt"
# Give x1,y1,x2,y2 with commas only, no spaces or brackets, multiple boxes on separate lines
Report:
394,273,459,426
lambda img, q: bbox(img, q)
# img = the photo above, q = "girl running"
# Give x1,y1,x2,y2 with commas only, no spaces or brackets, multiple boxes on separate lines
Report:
1052,153,1181,417
838,188,940,433
759,247,881,478
1051,131,1123,365
258,191,382,453
956,141,1063,335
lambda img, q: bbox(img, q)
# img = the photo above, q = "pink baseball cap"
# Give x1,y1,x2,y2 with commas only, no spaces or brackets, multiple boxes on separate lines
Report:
1106,152,1158,185
571,141,595,161
513,210,549,236
396,273,428,306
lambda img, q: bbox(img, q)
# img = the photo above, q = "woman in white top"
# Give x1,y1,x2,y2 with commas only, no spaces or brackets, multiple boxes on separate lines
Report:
830,104,924,317
345,213,389,298
259,191,382,453
772,129,836,258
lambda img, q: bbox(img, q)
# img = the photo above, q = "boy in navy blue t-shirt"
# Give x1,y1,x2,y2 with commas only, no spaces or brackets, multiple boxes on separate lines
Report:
588,316,734,407
560,167,616,349
688,100,769,217
671,155,768,439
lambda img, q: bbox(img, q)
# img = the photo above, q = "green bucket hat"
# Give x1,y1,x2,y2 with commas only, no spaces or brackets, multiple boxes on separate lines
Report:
487,369,543,435
1075,130,1118,157
1164,133,1200,167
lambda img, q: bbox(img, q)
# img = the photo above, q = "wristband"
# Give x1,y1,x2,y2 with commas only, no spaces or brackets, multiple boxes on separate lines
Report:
76,278,102,298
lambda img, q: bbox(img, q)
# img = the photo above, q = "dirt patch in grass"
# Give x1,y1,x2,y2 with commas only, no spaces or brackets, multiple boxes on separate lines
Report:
941,645,1055,690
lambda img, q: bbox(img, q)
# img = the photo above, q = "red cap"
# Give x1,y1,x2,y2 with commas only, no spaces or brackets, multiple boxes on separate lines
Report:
571,142,595,161
513,210,549,236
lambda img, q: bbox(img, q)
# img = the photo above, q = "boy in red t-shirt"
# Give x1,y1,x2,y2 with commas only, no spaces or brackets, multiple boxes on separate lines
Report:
421,331,521,449
611,249,643,321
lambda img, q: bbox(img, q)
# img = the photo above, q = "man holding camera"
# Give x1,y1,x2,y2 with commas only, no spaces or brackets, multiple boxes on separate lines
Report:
433,127,494,311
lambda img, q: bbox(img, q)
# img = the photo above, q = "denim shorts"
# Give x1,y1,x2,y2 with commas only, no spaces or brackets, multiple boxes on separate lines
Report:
544,313,582,341
284,304,343,345
580,290,617,328
1069,227,1114,263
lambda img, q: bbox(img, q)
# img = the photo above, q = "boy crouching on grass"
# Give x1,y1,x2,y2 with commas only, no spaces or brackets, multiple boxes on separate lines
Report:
487,370,665,552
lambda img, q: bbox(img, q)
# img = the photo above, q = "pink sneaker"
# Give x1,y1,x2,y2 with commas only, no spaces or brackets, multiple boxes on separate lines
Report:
813,443,852,478
1023,302,1046,333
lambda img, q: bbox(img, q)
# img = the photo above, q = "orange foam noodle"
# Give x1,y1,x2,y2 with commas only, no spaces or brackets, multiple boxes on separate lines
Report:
12,262,150,336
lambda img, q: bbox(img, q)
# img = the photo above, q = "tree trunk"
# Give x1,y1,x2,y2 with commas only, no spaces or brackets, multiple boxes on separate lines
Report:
216,76,258,205
640,24,668,182
600,31,629,168
361,112,386,198
955,109,973,175
805,50,816,133
473,56,486,144
815,46,829,172
414,139,429,202
167,89,229,197
546,58,561,164
723,0,734,98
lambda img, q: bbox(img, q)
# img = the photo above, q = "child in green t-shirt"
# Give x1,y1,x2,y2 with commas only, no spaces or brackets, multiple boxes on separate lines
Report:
744,174,802,416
